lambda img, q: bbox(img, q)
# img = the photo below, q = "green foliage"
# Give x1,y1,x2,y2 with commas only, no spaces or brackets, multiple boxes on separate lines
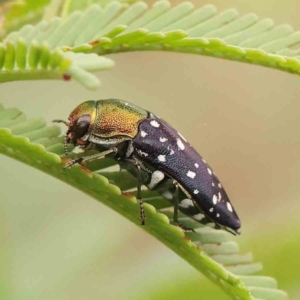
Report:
1,1,300,89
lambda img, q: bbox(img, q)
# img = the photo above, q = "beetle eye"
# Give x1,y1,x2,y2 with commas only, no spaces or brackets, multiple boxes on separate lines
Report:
73,114,91,139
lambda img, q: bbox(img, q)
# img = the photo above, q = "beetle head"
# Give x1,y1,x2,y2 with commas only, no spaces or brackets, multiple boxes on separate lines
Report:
54,101,96,155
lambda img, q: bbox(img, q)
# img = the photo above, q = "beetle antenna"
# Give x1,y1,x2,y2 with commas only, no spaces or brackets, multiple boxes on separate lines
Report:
53,119,70,156
53,119,69,126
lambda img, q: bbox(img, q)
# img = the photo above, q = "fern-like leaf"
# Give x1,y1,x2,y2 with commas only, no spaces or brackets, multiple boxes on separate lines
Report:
3,1,300,89
1,0,51,35
0,39,114,89
0,104,289,300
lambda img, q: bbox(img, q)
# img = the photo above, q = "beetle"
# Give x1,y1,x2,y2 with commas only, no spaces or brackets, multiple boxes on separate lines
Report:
53,99,241,235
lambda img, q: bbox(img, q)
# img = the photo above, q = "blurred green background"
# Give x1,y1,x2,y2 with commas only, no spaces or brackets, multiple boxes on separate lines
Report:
1,0,300,299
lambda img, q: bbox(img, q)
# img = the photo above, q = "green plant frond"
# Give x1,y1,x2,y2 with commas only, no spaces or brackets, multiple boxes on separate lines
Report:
0,0,143,37
6,1,300,77
0,104,289,300
1,0,51,36
64,0,141,17
43,0,65,22
0,39,114,89
64,0,114,17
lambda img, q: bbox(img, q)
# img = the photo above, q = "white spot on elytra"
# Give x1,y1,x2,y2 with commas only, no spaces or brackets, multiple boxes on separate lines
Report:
216,213,220,218
212,194,218,205
158,154,166,162
186,170,196,179
227,202,233,212
194,163,199,168
209,207,214,212
141,130,148,138
170,149,174,155
207,168,212,175
177,131,187,142
193,189,199,195
218,192,222,201
159,137,168,142
177,138,185,150
218,183,222,188
150,120,160,128
212,182,215,187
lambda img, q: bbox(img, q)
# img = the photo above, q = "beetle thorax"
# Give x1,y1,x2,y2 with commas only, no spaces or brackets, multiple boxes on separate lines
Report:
91,100,148,141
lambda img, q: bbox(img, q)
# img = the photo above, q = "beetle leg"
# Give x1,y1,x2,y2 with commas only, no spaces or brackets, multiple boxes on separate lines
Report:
119,157,151,225
123,158,146,225
173,181,179,223
136,163,146,225
64,147,118,169
173,182,195,233
121,158,146,225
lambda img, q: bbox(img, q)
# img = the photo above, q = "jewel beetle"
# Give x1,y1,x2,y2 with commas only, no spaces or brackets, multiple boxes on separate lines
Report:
54,99,241,235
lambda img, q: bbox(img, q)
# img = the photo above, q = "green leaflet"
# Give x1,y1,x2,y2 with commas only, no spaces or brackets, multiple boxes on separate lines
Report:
1,1,300,89
0,103,289,300
0,39,114,89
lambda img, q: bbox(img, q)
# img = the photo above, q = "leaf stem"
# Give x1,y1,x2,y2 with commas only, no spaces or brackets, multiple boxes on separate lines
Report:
0,69,62,83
